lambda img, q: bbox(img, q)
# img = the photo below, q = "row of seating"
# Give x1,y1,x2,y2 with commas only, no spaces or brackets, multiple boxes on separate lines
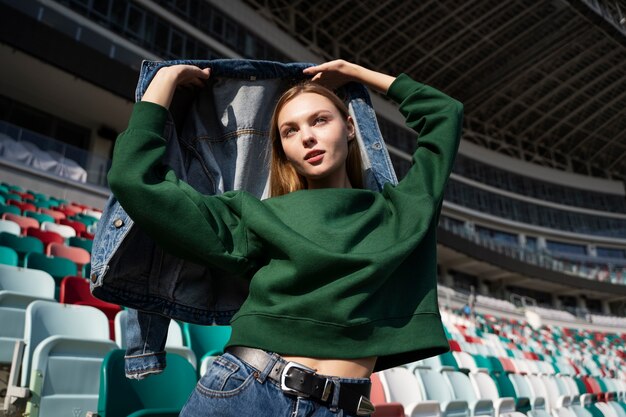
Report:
0,264,235,416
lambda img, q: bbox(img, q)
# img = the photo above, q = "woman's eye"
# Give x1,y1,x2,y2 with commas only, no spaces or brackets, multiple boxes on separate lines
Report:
314,117,327,125
283,128,296,137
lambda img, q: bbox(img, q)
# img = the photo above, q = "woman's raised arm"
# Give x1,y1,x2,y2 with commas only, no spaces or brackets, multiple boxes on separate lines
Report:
108,65,260,274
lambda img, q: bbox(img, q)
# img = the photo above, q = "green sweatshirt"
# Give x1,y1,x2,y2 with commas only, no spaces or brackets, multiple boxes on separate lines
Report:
108,73,463,371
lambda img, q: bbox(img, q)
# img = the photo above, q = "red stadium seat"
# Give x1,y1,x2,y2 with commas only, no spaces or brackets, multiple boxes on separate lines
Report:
7,199,36,213
59,218,87,234
26,227,65,250
449,340,461,352
498,357,517,373
60,276,121,340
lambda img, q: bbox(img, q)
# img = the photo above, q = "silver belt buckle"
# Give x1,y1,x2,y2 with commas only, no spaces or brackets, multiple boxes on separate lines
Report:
280,361,316,397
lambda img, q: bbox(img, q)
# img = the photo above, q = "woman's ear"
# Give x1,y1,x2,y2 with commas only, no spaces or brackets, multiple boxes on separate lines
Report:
346,116,356,141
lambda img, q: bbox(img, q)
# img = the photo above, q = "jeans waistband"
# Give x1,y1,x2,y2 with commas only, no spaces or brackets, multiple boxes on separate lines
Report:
225,346,374,415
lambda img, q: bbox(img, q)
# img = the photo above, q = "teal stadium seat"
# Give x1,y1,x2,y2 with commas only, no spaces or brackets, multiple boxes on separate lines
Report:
114,310,196,370
13,301,117,417
182,323,231,376
0,246,18,266
24,253,77,299
0,203,21,216
0,232,44,266
23,211,55,225
95,349,197,417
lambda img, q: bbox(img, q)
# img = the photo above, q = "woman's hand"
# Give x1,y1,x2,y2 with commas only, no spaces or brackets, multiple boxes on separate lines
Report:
141,65,210,109
303,60,395,94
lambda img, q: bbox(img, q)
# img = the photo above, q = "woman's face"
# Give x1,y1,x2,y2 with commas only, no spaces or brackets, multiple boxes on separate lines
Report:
277,92,355,189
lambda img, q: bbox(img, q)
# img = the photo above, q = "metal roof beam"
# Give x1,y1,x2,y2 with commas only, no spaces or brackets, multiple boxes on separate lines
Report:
532,63,625,147
492,32,606,125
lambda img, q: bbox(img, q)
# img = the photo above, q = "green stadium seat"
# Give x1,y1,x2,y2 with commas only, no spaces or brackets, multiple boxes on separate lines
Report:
182,323,231,376
0,232,44,266
0,245,18,266
68,236,93,253
95,349,197,417
23,210,55,225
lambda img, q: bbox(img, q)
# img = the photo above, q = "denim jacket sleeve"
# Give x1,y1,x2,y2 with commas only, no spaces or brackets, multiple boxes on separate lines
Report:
108,101,261,275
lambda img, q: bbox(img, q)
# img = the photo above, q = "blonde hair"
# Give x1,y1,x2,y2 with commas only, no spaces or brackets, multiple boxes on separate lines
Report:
269,82,363,197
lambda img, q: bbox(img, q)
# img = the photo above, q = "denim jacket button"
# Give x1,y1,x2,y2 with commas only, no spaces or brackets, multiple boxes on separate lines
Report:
113,218,124,228
90,273,97,283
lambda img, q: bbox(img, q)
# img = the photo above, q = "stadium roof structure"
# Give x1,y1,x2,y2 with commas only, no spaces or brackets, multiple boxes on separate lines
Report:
243,0,626,182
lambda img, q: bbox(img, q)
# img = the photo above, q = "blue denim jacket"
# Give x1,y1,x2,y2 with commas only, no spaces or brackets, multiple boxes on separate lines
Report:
90,59,398,378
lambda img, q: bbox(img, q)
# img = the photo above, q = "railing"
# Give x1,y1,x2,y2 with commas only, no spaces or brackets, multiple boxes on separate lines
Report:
439,216,626,286
0,120,111,188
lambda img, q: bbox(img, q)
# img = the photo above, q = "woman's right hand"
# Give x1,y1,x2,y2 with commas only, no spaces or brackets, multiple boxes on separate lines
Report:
141,65,210,109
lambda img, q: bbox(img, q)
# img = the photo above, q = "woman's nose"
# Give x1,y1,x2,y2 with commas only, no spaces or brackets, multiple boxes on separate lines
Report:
301,129,316,147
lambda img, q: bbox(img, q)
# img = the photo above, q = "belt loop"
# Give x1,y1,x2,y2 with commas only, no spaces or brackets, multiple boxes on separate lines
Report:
257,352,280,383
329,377,341,413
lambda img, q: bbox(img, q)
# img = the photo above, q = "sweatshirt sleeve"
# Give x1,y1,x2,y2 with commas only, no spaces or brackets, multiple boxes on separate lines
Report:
385,73,464,203
107,101,261,274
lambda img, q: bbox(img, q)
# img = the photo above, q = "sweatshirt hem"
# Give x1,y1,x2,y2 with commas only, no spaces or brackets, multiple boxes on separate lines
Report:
226,312,449,372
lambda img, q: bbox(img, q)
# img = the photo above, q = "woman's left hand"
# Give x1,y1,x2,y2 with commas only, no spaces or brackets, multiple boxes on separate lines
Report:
303,60,395,94
303,60,360,90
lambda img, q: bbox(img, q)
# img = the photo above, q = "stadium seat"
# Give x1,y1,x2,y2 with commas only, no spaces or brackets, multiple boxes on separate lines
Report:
0,265,56,299
469,370,517,416
23,210,54,225
370,372,405,417
26,228,65,251
68,236,93,253
0,232,44,266
94,349,197,417
14,301,117,417
442,369,495,417
38,208,65,221
40,221,76,239
83,209,102,220
0,267,56,363
114,310,197,370
23,253,77,299
7,200,36,213
454,351,480,372
59,218,87,234
60,277,121,340
0,203,21,216
47,242,89,276
0,246,18,266
182,323,232,375
413,366,470,417
378,367,440,417
1,213,39,235
0,219,20,236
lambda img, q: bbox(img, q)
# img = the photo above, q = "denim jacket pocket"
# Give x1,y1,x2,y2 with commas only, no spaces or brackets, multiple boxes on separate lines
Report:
197,354,256,398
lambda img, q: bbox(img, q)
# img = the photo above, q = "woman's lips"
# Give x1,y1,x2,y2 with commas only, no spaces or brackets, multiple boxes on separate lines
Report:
305,150,325,163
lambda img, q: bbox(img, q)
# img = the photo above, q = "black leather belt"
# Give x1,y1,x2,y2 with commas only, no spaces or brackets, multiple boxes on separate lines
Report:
226,346,375,416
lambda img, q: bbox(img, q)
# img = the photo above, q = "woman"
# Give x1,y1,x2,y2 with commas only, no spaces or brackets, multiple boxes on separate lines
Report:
108,60,463,417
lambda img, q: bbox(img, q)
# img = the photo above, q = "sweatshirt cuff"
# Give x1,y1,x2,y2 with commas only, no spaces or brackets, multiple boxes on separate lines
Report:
386,73,425,104
127,101,170,134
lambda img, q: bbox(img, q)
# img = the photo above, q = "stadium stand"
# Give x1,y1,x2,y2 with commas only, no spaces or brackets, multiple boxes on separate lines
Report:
2,0,626,415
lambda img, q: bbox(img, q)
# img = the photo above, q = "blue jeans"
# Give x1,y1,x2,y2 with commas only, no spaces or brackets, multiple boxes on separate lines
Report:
180,352,372,417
